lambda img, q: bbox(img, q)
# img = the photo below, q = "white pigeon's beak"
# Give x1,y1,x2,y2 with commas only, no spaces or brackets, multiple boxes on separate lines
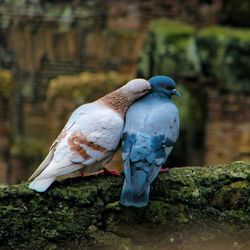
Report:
171,89,181,96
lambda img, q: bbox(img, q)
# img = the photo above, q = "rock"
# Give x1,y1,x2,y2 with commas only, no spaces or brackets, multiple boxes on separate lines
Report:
0,161,250,249
198,26,250,93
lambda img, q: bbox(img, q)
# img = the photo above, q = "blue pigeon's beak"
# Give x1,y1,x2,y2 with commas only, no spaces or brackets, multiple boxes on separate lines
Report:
171,89,181,96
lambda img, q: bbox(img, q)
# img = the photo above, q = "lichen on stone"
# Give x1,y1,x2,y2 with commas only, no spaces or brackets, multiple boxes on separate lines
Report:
0,69,12,97
47,71,131,105
138,19,250,93
0,162,250,249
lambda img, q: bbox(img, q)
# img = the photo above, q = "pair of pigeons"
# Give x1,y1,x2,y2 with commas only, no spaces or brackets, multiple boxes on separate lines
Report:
28,76,180,207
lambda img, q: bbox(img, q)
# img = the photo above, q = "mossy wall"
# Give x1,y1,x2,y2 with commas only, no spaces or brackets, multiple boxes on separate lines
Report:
0,161,250,249
1,5,145,181
0,70,12,183
7,19,250,179
138,20,199,79
198,26,250,92
1,10,250,183
138,19,250,166
47,71,130,106
138,19,250,93
0,70,12,97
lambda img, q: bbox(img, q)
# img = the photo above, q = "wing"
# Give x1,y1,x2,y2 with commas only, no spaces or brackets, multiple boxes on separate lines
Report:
122,133,172,190
31,107,124,180
28,102,100,181
50,103,95,149
121,132,173,207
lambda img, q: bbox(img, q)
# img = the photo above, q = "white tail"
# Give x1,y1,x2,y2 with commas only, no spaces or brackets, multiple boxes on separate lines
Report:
29,177,55,192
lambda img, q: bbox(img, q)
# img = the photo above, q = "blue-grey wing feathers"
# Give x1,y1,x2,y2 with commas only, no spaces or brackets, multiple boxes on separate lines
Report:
120,94,179,207
120,133,172,207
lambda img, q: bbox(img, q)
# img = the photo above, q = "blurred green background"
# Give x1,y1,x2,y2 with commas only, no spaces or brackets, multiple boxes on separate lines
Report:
0,0,249,184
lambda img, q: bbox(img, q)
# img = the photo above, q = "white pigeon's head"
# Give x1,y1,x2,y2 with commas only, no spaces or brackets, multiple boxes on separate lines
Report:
121,78,151,100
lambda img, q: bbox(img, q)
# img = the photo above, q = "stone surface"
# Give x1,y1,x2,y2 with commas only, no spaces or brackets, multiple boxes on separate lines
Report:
0,161,249,249
0,70,12,184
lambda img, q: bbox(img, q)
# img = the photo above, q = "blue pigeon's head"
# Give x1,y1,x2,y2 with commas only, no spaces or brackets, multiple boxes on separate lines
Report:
148,75,180,97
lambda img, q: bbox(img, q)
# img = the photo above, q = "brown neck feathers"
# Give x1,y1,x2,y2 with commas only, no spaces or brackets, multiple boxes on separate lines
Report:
99,89,130,117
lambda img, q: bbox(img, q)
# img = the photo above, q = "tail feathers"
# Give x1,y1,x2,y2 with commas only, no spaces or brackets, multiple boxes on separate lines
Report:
120,176,150,207
28,148,55,181
29,177,55,192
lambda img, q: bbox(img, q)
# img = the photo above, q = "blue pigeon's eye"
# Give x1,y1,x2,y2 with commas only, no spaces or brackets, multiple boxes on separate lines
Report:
161,84,173,90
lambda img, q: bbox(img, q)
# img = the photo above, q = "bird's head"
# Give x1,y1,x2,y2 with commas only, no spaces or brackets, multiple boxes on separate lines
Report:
122,78,151,100
148,75,180,98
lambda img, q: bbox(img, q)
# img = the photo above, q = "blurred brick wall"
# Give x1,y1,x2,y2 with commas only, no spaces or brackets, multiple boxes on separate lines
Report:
0,1,146,182
2,0,250,184
205,90,250,165
0,114,9,184
107,0,222,26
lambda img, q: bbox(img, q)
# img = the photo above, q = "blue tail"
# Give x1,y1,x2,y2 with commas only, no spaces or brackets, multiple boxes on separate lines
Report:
120,132,167,208
120,182,150,208
120,167,150,208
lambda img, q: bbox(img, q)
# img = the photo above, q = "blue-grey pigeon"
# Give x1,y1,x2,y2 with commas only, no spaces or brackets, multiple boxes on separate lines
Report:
120,75,180,207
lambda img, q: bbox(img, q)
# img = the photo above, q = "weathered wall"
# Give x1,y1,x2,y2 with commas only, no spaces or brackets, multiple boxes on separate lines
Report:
198,26,250,165
205,91,250,164
107,0,223,27
0,1,145,182
138,20,250,166
0,70,12,184
0,1,249,184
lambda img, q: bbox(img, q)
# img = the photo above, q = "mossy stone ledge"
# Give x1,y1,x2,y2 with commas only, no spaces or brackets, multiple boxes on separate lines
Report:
0,161,250,249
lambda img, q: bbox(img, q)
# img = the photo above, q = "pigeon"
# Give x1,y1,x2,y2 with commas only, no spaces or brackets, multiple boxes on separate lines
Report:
28,78,151,192
120,75,180,207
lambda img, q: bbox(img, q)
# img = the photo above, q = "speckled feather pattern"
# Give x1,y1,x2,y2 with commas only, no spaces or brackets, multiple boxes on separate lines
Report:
99,89,129,117
67,131,107,160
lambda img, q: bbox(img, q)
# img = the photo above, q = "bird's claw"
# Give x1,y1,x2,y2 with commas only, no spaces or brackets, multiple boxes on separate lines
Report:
160,167,169,174
103,168,121,176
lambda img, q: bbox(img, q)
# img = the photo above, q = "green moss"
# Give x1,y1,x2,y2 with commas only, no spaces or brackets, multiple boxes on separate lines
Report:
139,21,250,93
0,177,114,249
47,71,131,105
212,181,250,210
219,209,250,226
0,162,250,249
103,28,138,37
199,26,250,43
145,201,188,224
138,19,200,78
0,70,12,97
149,19,195,37
197,26,250,92
152,161,250,206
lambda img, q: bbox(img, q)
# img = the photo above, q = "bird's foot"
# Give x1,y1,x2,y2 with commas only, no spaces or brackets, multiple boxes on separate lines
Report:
103,168,121,176
79,170,103,177
160,167,169,174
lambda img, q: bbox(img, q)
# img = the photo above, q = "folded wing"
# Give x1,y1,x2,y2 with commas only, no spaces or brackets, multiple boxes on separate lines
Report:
29,104,123,192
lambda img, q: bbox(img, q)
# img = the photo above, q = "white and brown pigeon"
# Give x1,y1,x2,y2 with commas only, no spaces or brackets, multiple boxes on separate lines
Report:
28,79,151,192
